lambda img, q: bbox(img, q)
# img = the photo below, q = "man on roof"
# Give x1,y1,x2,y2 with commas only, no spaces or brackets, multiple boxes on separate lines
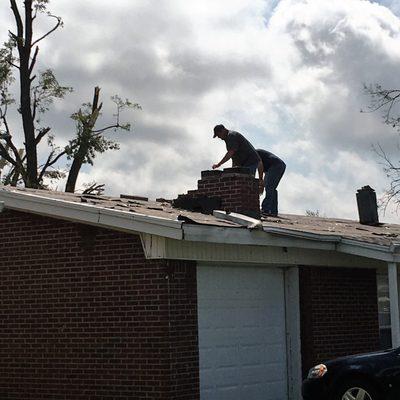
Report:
256,149,286,217
212,124,264,194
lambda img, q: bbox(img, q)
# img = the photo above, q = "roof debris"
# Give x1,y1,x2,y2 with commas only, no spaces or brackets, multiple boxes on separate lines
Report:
120,194,148,202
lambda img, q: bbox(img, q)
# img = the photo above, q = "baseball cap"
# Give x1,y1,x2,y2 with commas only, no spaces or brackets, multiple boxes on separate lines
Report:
213,124,225,138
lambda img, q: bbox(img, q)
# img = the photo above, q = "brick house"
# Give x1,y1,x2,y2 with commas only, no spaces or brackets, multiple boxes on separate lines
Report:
0,168,398,400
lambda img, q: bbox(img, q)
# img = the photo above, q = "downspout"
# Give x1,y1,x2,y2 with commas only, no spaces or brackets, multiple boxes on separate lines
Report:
388,244,400,347
388,262,400,347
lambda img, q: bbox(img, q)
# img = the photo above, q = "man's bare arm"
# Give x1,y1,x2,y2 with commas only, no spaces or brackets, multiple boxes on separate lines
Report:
212,149,236,169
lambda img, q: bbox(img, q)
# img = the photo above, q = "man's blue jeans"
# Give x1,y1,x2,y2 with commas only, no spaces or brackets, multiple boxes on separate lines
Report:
247,163,259,175
261,162,286,216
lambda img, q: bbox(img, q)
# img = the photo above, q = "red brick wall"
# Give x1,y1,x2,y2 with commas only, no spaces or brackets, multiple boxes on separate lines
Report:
299,266,380,377
167,260,199,398
0,210,199,400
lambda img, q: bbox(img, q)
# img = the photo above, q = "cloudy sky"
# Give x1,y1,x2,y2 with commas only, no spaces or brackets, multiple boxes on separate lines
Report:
1,0,400,222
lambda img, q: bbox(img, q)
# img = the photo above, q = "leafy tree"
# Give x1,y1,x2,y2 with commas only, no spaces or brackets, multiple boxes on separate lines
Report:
0,0,139,191
64,87,140,193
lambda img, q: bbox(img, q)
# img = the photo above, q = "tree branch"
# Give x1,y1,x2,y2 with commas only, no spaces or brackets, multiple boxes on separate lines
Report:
82,183,105,195
38,148,67,182
35,127,51,145
32,87,37,122
8,61,20,69
8,30,18,41
31,14,62,47
0,141,17,167
91,124,120,135
366,88,400,118
9,0,23,48
0,114,26,180
1,116,22,164
24,0,33,53
32,5,38,20
4,47,20,70
29,45,39,75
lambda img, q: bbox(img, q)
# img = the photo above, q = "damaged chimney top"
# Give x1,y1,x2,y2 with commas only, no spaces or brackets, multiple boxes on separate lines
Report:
356,186,379,226
173,167,260,218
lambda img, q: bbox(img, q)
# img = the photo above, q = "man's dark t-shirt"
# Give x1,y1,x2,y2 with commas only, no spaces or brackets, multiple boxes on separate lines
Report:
225,131,260,167
257,149,285,170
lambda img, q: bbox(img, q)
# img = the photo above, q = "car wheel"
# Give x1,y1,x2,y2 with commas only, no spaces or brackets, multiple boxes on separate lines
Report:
335,379,380,400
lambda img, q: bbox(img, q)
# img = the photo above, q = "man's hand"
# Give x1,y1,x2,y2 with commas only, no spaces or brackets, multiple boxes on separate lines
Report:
259,179,264,195
212,150,235,170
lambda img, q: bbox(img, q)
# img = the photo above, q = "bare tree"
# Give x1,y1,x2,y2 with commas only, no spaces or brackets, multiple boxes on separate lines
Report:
364,83,400,207
364,84,400,128
371,143,400,210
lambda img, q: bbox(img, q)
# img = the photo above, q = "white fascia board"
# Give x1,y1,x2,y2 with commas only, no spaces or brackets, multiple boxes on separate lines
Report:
183,224,336,251
0,189,183,240
337,240,396,262
263,226,342,242
98,207,182,239
265,226,396,262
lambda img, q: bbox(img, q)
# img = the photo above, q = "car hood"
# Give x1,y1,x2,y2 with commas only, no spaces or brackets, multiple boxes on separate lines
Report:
325,349,396,368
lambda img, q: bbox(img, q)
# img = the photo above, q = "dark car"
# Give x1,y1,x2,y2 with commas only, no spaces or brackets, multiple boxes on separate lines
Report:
302,348,400,400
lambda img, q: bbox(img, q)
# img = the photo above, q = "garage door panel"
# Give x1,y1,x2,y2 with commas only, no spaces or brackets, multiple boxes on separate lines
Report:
216,346,239,367
260,343,287,363
216,387,239,400
198,265,288,400
200,323,285,342
241,384,265,400
200,304,285,324
239,345,264,366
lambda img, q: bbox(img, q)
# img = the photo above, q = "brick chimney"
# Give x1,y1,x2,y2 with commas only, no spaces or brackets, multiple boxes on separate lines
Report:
173,167,260,218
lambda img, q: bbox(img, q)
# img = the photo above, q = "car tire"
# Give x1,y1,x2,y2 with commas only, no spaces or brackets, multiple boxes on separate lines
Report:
334,379,380,400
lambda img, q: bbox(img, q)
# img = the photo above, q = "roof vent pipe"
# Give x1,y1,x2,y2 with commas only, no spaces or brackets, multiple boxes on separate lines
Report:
356,186,379,226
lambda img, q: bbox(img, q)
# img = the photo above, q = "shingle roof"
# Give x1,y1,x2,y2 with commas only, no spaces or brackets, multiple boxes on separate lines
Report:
260,213,400,247
0,186,240,228
1,186,400,248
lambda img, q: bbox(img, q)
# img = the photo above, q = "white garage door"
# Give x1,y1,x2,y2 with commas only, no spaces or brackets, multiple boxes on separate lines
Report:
197,265,288,400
